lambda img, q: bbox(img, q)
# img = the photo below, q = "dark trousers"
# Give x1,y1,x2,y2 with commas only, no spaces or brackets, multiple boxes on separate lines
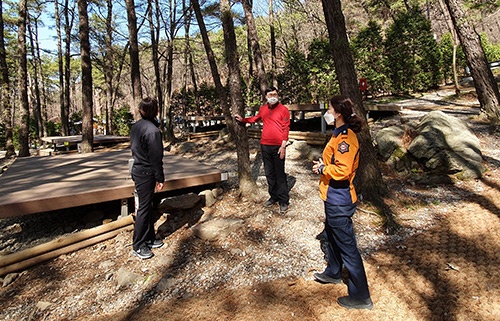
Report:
132,170,156,251
323,202,370,300
261,144,289,205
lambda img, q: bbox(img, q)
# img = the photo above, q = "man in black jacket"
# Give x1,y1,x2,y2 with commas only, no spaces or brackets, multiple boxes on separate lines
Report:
130,97,164,259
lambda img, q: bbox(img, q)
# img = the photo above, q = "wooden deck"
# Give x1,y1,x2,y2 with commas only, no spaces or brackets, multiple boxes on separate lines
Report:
0,150,226,219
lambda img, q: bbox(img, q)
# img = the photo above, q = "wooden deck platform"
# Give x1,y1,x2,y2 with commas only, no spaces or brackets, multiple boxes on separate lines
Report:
0,150,226,219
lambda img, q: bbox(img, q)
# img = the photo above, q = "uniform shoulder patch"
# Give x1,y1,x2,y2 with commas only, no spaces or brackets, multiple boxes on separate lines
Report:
337,141,350,154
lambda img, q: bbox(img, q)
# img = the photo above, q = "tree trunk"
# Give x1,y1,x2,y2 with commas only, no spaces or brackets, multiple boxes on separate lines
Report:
164,27,175,141
321,0,396,230
183,1,200,115
77,0,93,153
191,0,234,137
63,0,73,136
0,0,15,158
268,0,277,87
220,0,259,199
437,0,461,95
27,18,43,143
104,0,113,135
242,0,268,100
17,0,29,157
125,0,143,112
148,0,164,129
444,0,500,123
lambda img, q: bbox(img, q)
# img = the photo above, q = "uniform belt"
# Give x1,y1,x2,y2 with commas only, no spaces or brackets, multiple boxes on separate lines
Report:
328,179,350,188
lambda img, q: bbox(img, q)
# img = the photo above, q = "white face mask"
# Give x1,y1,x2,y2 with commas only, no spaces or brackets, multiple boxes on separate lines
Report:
267,97,279,105
323,111,335,125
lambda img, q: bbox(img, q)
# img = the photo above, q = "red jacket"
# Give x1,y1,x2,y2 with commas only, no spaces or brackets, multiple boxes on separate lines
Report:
240,103,290,146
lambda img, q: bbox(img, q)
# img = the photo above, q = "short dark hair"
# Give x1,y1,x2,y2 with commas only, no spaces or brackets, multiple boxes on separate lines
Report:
138,97,159,119
265,86,278,94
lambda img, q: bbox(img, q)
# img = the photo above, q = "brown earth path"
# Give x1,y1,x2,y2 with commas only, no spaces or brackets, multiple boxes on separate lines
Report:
92,176,500,321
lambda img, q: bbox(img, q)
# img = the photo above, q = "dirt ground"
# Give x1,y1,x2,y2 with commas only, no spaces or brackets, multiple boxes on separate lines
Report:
1,88,499,321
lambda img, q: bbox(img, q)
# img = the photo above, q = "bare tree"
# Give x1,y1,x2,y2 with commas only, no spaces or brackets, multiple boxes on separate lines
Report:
158,0,178,141
321,0,396,230
17,0,30,157
191,0,232,134
183,0,200,114
63,0,75,136
104,0,113,135
0,0,15,157
182,0,201,114
268,0,277,87
77,0,93,153
125,0,143,111
220,0,259,198
54,0,66,134
27,14,43,142
443,0,500,123
241,0,268,100
147,0,163,124
437,0,461,95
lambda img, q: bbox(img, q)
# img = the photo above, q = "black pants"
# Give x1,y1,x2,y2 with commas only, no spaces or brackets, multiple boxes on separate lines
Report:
131,169,156,251
261,144,289,205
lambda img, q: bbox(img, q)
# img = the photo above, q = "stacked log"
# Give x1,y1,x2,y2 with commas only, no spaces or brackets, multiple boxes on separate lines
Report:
247,128,330,146
187,130,221,141
0,215,134,276
187,128,330,146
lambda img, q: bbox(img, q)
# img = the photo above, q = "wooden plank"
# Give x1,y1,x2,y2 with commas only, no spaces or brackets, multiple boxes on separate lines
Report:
247,129,330,146
285,104,326,111
40,134,129,146
251,103,326,112
188,130,221,140
364,103,403,112
0,150,224,218
187,116,225,121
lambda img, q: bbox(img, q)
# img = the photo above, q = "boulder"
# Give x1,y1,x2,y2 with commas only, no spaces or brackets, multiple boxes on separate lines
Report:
193,218,244,241
158,193,202,212
375,126,406,161
375,111,484,181
287,141,312,160
408,111,484,179
199,190,216,207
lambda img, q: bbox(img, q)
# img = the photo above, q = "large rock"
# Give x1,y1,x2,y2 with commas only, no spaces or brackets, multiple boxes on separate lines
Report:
408,111,484,179
375,126,406,161
158,193,202,212
287,141,312,160
375,111,484,181
193,218,244,241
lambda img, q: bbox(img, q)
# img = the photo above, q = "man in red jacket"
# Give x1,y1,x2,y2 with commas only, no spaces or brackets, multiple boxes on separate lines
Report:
234,87,290,213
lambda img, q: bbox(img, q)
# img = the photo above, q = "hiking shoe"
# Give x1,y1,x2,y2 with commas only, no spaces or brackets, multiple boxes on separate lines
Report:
132,246,154,260
279,203,289,213
337,296,373,310
313,272,342,284
147,239,164,249
263,199,277,207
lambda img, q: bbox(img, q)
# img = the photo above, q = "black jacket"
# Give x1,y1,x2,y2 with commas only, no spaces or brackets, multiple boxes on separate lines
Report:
130,118,164,183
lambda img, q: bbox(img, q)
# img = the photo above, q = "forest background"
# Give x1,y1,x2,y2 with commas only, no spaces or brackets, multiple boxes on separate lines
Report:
0,0,499,153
